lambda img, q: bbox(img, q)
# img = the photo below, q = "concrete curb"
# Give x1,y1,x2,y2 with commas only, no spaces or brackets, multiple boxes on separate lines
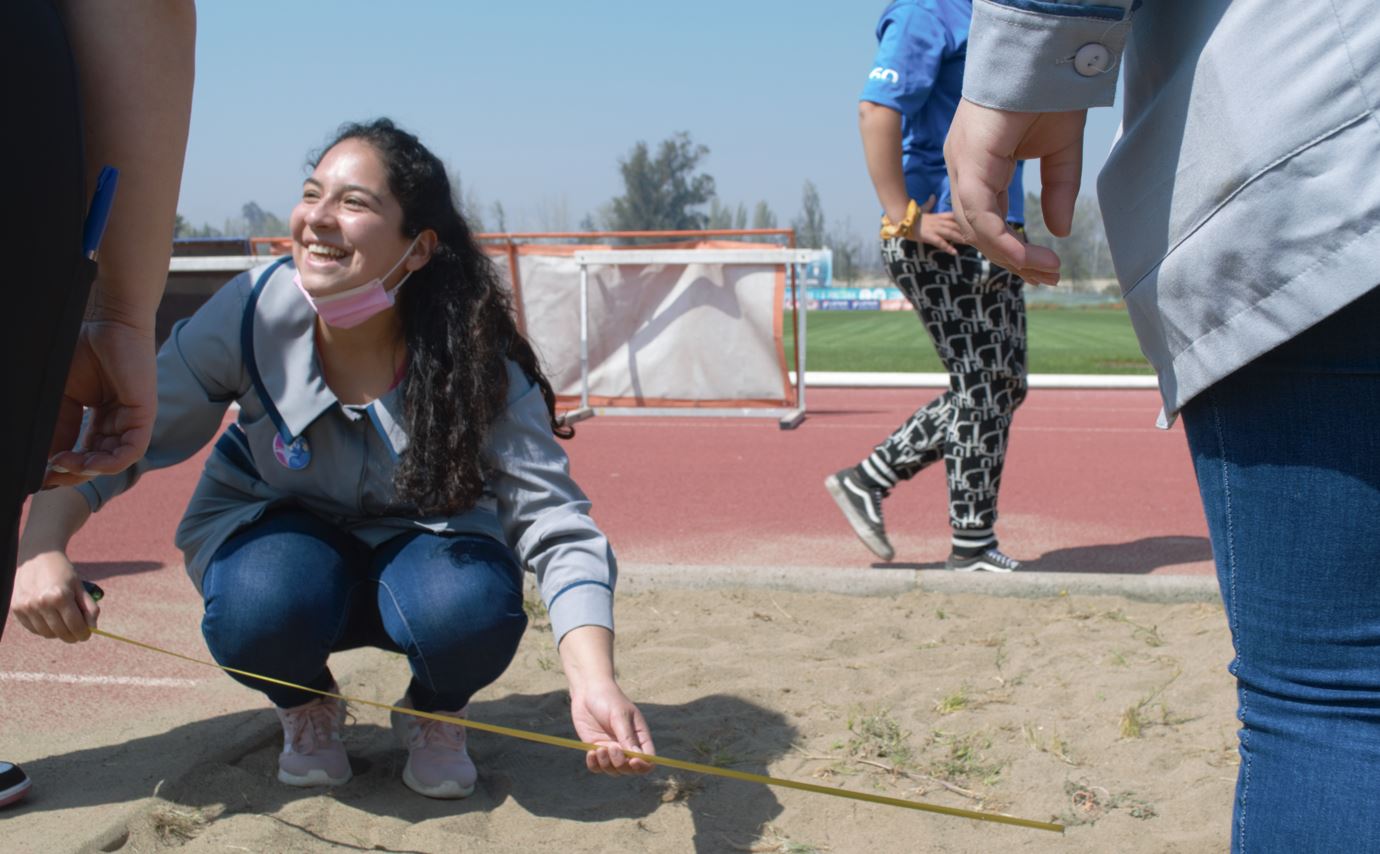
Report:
620,563,1221,605
619,563,920,596
914,569,1220,604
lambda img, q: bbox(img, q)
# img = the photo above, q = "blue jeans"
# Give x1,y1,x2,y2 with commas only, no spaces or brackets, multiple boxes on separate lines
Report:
201,509,528,712
1182,286,1380,854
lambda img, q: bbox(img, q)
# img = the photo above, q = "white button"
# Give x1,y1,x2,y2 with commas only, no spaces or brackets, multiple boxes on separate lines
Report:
1073,43,1111,77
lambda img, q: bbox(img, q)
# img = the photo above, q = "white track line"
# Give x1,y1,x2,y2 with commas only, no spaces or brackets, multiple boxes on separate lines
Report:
0,671,201,688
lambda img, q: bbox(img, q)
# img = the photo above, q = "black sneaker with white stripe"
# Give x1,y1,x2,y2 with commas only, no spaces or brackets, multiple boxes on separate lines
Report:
946,547,1022,573
825,467,895,561
0,761,31,808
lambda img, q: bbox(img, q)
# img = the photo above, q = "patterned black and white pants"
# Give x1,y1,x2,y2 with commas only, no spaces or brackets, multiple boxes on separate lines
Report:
859,238,1028,546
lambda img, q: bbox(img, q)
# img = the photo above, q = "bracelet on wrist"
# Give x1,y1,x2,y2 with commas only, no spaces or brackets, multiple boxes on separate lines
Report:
879,198,921,240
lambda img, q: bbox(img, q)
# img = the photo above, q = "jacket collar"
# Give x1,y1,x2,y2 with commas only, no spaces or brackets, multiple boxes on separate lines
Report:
245,258,412,455
244,258,338,443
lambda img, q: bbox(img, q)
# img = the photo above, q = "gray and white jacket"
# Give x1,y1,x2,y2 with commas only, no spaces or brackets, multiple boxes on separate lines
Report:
964,0,1380,420
78,258,615,643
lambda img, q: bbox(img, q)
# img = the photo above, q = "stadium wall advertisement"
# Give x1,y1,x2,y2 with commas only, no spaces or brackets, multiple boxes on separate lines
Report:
782,254,909,310
784,288,910,312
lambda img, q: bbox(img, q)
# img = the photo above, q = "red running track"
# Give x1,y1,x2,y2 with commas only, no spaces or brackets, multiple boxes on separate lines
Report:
560,386,1213,575
54,386,1213,580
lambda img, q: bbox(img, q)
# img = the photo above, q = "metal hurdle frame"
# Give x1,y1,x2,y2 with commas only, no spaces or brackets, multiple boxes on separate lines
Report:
563,248,826,431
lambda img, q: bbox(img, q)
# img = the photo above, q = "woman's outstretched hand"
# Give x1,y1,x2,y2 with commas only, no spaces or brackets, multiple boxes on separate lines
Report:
569,680,656,775
559,624,656,775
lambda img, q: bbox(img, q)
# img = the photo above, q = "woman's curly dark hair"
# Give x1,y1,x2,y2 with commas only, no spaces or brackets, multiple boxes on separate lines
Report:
315,119,571,515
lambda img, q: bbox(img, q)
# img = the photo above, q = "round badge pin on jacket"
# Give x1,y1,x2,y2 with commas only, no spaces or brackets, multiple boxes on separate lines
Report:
273,433,311,470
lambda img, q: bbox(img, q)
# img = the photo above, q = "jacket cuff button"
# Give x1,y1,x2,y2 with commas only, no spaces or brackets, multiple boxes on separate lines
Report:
1073,43,1112,77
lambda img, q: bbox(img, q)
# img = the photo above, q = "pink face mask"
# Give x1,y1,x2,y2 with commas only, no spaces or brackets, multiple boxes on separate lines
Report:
293,236,422,329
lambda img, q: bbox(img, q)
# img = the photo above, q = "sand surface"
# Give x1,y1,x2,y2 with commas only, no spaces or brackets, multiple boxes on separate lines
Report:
43,581,1238,854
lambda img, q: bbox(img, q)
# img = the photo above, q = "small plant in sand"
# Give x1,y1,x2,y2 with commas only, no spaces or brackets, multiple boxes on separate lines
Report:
991,635,1018,685
1119,704,1145,738
1119,669,1183,739
692,735,741,768
846,706,916,771
1061,595,1097,621
1103,609,1165,647
1022,722,1077,766
934,687,969,715
929,730,1003,788
1059,779,1158,826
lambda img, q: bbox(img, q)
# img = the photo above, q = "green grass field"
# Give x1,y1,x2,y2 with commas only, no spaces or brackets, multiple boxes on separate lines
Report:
784,307,1153,374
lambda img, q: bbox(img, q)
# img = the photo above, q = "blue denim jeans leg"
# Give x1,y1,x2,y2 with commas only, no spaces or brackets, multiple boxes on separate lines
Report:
1182,286,1380,854
200,508,528,712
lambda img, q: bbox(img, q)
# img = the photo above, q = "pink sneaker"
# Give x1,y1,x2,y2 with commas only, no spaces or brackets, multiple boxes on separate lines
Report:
391,696,476,799
274,690,351,787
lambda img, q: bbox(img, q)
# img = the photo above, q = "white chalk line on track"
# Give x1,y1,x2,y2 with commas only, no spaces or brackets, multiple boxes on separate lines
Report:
0,671,202,688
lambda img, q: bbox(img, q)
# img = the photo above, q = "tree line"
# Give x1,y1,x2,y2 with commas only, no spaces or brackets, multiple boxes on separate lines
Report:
176,136,1119,292
175,132,895,283
175,201,288,240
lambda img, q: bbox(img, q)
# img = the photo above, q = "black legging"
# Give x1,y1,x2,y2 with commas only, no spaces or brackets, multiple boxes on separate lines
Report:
861,238,1028,535
1,0,92,640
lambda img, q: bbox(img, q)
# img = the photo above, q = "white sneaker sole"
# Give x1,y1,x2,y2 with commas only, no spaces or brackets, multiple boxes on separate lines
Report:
277,765,351,787
824,474,895,561
949,559,1018,574
402,762,476,799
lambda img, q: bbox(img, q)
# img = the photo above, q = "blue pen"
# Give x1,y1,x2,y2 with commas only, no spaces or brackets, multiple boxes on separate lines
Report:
82,165,120,261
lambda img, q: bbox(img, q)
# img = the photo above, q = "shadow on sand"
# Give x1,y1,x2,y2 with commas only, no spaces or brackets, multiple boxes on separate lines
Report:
19,690,796,854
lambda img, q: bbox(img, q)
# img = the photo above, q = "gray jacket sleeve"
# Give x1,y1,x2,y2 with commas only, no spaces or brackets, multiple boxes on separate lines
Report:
76,275,249,511
963,0,1135,112
487,362,615,645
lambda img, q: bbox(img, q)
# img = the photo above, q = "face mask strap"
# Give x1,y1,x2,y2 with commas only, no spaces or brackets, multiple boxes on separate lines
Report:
381,234,425,293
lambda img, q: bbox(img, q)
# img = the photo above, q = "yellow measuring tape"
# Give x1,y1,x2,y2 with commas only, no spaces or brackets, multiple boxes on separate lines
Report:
90,626,1062,834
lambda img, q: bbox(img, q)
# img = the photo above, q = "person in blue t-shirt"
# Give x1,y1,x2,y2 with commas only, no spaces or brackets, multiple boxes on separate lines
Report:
825,0,1029,573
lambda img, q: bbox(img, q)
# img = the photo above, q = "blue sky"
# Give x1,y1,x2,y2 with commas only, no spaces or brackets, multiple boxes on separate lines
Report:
180,0,1122,238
